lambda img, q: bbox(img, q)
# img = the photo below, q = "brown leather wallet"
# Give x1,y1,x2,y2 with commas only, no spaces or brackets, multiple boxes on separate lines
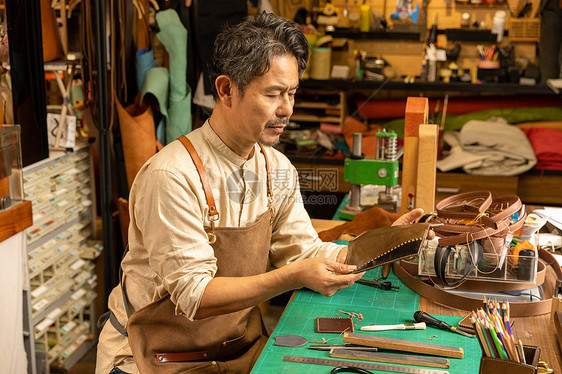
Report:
345,223,430,273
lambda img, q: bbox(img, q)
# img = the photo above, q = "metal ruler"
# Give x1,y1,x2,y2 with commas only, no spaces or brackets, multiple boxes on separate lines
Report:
283,355,450,374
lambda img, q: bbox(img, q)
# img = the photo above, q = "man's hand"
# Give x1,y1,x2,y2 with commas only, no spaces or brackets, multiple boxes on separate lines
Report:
392,208,435,239
288,257,364,297
392,208,424,226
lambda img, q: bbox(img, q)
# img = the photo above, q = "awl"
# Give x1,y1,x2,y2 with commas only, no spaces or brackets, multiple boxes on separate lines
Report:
414,311,475,338
360,322,426,331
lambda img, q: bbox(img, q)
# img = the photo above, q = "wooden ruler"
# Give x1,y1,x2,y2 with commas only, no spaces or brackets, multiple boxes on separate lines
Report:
343,332,464,358
330,348,450,369
283,355,450,374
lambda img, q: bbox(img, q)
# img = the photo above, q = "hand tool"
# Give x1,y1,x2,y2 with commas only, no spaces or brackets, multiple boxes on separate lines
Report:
414,311,475,338
308,344,378,351
361,322,426,331
283,355,450,374
343,332,464,358
330,348,450,369
356,278,399,290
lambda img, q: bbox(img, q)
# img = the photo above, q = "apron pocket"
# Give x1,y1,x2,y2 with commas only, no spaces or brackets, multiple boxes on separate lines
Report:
219,330,251,359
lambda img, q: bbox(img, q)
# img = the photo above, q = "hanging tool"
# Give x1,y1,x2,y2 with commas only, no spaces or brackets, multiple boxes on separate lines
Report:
361,322,426,331
356,278,399,290
414,311,475,338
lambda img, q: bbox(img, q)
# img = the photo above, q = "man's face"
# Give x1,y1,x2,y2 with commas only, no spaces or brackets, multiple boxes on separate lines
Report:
229,55,299,147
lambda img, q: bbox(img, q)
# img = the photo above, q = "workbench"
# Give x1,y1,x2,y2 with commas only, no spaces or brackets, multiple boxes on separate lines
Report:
251,219,562,373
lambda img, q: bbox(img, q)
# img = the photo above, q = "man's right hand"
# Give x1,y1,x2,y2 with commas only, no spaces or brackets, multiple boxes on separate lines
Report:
288,257,364,297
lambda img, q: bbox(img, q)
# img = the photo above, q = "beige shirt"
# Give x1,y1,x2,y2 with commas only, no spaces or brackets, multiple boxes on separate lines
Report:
96,122,344,373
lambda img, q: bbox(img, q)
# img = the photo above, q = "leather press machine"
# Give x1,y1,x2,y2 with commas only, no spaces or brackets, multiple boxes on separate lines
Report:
340,129,401,220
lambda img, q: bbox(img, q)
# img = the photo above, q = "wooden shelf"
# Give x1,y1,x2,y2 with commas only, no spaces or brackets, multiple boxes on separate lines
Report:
293,102,341,110
291,114,342,123
300,79,556,95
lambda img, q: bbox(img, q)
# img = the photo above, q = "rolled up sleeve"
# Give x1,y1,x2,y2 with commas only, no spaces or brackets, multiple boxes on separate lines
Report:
134,168,217,320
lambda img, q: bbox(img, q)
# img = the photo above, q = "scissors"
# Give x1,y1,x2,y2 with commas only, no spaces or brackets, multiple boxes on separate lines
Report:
331,367,374,374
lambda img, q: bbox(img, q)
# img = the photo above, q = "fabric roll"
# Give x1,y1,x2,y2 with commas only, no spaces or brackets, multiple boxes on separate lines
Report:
155,9,192,143
136,48,157,92
524,127,562,171
437,118,537,176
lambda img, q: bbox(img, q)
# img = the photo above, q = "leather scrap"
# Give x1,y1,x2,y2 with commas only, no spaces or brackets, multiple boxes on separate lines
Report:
316,317,354,334
273,335,308,347
318,207,401,242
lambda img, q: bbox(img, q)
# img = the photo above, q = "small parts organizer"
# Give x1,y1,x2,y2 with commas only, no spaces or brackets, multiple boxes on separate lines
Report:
509,19,540,42
23,147,102,373
418,240,538,284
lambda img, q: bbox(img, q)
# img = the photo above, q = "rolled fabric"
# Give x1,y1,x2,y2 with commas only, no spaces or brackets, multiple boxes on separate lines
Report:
155,9,192,143
136,48,157,92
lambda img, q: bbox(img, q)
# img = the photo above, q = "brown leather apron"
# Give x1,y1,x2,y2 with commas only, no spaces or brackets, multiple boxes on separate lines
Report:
121,136,274,373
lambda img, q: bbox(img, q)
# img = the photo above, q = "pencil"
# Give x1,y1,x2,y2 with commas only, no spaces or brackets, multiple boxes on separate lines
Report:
472,317,491,357
492,329,509,360
518,339,526,364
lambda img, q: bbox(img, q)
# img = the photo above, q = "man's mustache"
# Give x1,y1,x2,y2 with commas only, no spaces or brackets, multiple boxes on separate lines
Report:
265,119,289,128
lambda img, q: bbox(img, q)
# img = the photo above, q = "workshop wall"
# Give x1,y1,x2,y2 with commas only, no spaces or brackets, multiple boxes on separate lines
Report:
270,0,541,79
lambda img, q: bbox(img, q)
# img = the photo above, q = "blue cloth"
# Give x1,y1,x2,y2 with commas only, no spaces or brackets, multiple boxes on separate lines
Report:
136,48,157,91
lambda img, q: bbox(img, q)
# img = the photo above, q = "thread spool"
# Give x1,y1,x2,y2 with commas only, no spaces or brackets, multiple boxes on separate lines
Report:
310,47,332,80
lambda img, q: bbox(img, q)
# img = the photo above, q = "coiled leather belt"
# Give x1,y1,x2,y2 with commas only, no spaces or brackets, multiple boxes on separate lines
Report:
393,248,562,317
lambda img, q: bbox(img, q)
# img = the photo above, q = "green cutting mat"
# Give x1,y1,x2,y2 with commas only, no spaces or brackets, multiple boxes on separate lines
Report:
252,267,482,373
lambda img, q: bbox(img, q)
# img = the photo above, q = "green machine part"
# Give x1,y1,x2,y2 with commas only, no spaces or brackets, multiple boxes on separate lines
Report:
344,158,399,186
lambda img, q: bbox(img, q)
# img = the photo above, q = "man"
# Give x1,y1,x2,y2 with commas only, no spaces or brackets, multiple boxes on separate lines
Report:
96,12,424,374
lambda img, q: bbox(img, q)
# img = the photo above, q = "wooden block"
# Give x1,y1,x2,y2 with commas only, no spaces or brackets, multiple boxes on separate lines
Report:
415,124,439,214
0,177,8,198
0,200,32,243
330,348,450,368
404,97,428,137
554,311,562,356
400,135,418,214
343,332,464,358
552,297,562,324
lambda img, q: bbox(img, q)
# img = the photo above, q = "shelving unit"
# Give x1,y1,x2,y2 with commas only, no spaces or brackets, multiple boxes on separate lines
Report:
291,88,347,126
22,146,101,374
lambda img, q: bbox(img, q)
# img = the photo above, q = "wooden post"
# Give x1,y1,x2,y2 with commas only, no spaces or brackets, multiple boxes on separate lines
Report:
415,124,439,213
401,97,429,214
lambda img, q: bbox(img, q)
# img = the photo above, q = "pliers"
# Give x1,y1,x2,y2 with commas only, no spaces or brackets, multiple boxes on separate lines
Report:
356,278,399,291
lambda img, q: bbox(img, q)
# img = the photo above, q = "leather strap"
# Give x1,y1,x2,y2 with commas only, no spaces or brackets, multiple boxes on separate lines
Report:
257,143,272,198
393,248,562,317
179,135,219,219
436,190,494,226
156,351,209,363
432,193,526,247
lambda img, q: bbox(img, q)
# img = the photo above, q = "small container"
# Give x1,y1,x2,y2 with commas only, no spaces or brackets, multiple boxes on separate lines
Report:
492,11,507,42
478,60,501,69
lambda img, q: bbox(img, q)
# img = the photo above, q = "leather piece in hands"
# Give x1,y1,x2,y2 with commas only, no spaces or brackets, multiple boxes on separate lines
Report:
316,317,354,333
345,223,430,273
